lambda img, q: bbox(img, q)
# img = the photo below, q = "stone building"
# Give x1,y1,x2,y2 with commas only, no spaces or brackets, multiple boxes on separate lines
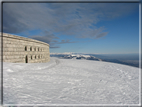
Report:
0,33,50,63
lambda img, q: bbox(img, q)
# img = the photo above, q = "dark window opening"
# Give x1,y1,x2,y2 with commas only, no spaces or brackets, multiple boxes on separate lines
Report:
25,46,27,51
30,47,32,51
31,56,32,59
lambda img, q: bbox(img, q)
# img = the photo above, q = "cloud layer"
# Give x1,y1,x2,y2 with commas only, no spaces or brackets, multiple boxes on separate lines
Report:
2,3,137,48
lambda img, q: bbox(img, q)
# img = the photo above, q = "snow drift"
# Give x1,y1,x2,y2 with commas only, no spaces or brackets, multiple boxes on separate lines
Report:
3,57,140,105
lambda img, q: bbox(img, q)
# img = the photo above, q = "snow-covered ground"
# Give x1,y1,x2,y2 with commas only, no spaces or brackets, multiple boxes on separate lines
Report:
3,57,140,105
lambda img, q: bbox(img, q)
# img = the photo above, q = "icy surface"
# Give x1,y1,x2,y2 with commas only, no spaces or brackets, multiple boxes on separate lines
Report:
3,57,139,105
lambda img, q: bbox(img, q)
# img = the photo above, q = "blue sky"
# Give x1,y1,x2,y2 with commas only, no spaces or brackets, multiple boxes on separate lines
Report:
3,3,139,54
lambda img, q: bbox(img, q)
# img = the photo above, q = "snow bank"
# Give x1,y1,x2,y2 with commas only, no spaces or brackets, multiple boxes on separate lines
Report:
3,57,140,105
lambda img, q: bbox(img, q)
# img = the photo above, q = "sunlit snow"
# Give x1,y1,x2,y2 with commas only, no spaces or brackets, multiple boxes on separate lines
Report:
3,57,139,105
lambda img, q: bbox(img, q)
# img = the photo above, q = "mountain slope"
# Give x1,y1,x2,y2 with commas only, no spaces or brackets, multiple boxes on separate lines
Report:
3,57,140,105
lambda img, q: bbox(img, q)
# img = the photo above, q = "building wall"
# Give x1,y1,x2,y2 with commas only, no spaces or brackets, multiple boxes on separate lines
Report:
0,33,50,63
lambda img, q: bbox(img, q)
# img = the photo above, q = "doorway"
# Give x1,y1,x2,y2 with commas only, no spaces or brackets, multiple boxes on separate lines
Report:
25,55,28,63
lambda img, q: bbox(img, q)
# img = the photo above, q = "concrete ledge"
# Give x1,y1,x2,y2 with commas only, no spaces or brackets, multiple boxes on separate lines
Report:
1,33,49,46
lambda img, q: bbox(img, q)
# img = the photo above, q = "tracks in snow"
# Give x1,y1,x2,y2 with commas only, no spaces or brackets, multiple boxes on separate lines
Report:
45,59,60,70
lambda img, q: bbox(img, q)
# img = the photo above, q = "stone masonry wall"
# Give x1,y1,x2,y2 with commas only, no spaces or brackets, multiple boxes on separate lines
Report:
0,33,50,63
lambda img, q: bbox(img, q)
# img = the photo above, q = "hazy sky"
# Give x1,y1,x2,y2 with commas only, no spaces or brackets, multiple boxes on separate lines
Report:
2,2,139,54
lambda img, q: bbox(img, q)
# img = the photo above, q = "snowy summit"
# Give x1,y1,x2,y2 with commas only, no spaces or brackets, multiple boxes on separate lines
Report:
53,54,102,61
3,57,140,105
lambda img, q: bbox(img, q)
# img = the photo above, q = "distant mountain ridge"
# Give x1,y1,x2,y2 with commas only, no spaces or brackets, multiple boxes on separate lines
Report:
50,53,102,61
61,54,102,61
50,53,140,68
